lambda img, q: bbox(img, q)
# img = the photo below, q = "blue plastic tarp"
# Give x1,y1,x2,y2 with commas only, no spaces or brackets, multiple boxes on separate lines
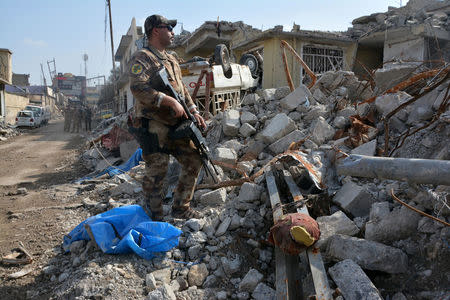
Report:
63,205,182,260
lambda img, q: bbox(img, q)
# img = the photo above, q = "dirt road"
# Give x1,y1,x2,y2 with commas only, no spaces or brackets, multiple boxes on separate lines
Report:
0,119,88,298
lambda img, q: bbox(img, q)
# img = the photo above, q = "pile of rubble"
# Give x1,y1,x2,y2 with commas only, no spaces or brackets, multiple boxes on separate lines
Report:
14,59,448,299
347,0,450,38
0,123,21,142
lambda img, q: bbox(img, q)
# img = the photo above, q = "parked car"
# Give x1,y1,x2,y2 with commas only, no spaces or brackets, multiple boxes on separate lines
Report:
24,105,44,126
15,110,39,128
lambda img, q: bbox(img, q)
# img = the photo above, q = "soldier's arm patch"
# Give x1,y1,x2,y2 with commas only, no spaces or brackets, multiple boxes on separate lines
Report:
131,63,143,75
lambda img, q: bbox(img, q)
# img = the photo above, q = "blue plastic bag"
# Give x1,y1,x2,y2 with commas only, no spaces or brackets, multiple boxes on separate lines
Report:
63,205,182,260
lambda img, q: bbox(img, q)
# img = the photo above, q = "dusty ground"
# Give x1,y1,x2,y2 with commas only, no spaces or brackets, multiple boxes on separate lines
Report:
0,119,89,299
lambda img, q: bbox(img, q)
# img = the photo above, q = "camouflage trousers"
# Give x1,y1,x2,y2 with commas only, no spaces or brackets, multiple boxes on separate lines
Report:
140,120,201,217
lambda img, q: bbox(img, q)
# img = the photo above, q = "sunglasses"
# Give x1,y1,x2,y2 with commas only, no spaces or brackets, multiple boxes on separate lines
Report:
156,25,173,32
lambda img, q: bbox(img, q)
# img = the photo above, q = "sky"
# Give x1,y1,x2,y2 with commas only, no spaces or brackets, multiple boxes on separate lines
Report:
0,0,404,85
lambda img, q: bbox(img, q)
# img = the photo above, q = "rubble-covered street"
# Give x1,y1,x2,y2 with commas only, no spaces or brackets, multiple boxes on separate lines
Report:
1,0,450,299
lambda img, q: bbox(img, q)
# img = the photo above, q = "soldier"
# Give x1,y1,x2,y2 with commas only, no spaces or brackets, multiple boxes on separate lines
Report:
71,105,82,133
84,106,92,132
63,105,72,132
128,14,206,220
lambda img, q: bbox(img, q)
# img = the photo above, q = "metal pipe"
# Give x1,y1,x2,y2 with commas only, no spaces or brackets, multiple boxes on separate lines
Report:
336,154,450,186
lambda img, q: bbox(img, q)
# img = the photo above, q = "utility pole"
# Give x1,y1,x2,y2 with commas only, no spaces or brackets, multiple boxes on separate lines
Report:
107,0,117,114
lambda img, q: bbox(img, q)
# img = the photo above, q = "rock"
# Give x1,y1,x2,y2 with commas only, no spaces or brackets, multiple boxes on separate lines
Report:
58,272,69,282
237,161,254,175
110,181,142,197
374,64,416,93
312,88,326,103
216,291,228,300
222,109,241,137
241,140,266,161
288,111,302,122
326,235,408,273
147,284,176,300
392,292,407,300
185,231,207,247
146,273,158,290
239,123,257,137
215,216,232,237
17,187,28,195
185,219,205,232
369,202,390,221
229,214,241,230
222,139,244,153
375,92,410,117
238,182,263,202
333,116,348,129
333,182,375,217
188,263,208,286
221,256,241,276
188,244,202,260
202,274,217,288
310,116,335,145
252,283,276,300
275,86,292,99
240,111,258,125
151,268,172,284
351,140,377,156
268,130,306,154
280,84,310,111
262,88,276,101
239,269,264,292
328,259,382,300
260,113,296,144
316,211,359,249
365,206,421,243
199,188,227,205
303,104,329,121
241,93,260,106
119,139,139,161
213,147,237,165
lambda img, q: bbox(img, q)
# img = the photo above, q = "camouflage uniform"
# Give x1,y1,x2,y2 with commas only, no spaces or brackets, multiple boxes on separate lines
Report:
64,107,72,132
72,107,82,133
129,45,201,219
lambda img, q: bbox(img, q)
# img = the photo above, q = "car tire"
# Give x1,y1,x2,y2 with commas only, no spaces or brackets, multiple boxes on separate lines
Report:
239,54,259,78
214,44,233,79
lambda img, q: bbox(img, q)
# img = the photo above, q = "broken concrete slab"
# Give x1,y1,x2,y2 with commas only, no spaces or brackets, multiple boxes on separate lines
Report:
374,64,416,93
199,188,227,205
279,84,310,111
239,268,264,293
259,113,296,144
369,201,390,221
351,139,377,156
222,109,241,137
326,234,408,274
238,182,263,202
252,282,276,300
375,91,411,117
239,123,257,137
333,181,376,217
274,86,292,100
213,147,237,165
365,206,421,243
310,116,335,146
316,210,360,249
262,88,276,102
241,93,260,106
268,130,306,154
240,111,258,126
303,104,329,122
215,216,231,237
329,259,382,300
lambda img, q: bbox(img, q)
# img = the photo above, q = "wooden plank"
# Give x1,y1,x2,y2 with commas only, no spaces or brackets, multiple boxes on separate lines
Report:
266,169,302,300
282,170,333,300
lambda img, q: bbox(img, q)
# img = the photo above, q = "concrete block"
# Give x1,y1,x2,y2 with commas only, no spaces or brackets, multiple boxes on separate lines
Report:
240,111,258,125
147,284,176,300
241,93,260,106
312,88,326,103
280,84,310,111
252,283,276,300
222,139,243,153
303,104,329,121
333,182,375,217
333,116,349,129
374,64,416,93
351,139,377,156
326,234,408,273
119,139,139,161
336,107,357,118
239,269,264,292
369,202,390,221
310,116,335,145
199,188,227,205
213,147,237,164
316,210,359,249
222,109,241,137
260,113,296,144
375,92,410,117
262,88,276,102
215,216,231,237
238,182,263,202
365,206,421,243
239,123,256,137
274,86,291,100
268,130,306,154
329,259,382,300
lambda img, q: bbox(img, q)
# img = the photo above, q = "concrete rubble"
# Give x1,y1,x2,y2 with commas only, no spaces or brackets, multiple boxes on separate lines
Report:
20,2,449,299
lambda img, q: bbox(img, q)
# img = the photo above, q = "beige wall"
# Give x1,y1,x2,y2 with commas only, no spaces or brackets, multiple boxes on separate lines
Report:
5,92,29,124
262,37,357,89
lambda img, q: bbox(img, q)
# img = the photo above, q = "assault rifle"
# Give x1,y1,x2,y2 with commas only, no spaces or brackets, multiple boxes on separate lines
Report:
155,67,220,183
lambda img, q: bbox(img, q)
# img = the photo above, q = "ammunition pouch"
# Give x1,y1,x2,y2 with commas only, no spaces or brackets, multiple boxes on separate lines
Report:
168,120,194,140
128,117,165,155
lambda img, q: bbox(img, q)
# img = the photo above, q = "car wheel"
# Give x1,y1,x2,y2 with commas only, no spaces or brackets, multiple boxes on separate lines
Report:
239,54,259,78
214,44,233,79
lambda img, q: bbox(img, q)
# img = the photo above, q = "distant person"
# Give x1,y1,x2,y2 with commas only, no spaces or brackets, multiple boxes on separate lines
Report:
84,106,92,131
71,106,82,133
64,106,72,132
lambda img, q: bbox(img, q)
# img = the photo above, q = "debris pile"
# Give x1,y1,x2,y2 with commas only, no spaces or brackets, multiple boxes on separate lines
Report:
0,123,21,142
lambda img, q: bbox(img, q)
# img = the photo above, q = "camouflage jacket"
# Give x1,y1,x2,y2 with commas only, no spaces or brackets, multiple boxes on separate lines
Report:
128,45,195,126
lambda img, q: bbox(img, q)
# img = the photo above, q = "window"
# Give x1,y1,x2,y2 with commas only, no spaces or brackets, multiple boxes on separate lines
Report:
302,45,344,75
